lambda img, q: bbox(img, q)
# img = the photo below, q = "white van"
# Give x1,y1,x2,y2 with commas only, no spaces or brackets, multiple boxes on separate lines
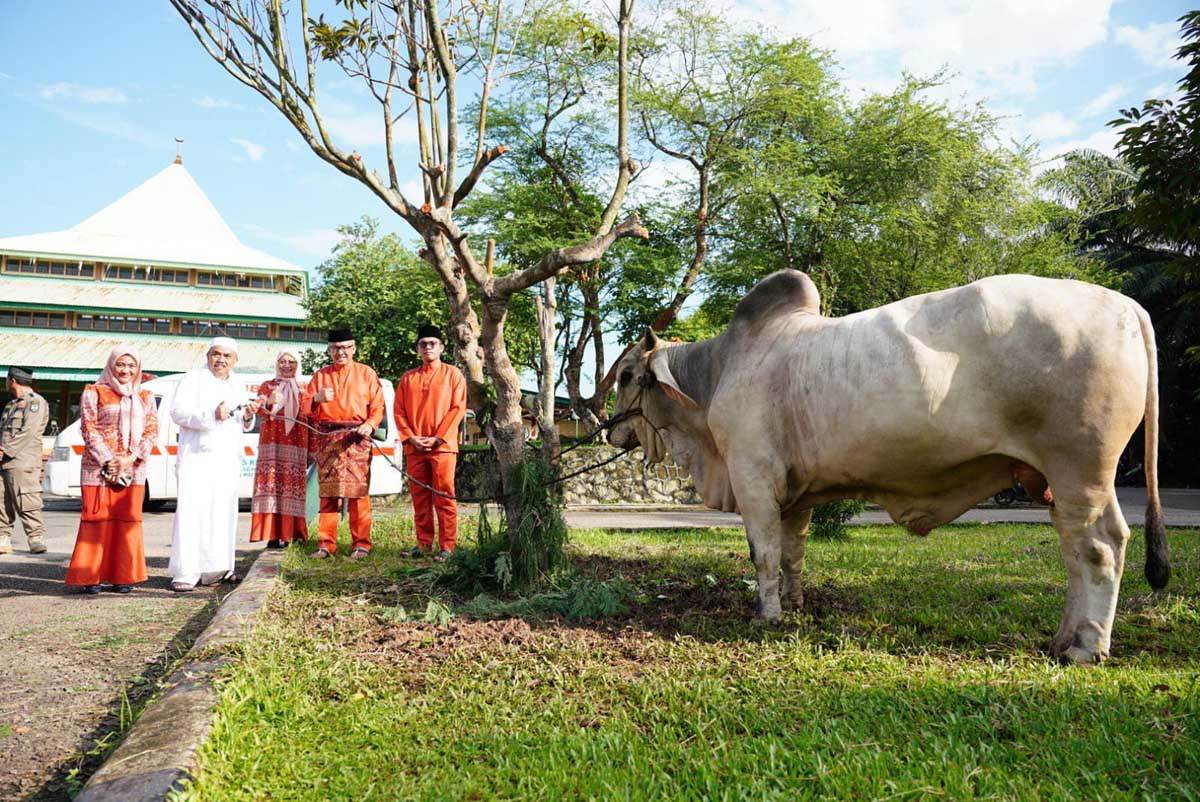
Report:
42,373,406,505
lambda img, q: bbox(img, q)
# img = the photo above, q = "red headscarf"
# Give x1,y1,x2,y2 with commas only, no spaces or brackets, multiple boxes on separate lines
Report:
97,346,146,451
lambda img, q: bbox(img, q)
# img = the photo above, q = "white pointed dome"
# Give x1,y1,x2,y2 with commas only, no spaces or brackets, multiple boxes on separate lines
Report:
0,162,301,273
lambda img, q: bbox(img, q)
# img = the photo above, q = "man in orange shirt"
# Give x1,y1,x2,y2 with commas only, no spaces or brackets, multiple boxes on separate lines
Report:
393,324,467,560
301,326,384,559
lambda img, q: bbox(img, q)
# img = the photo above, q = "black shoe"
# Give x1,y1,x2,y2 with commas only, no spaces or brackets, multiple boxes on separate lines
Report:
266,539,284,549
112,584,132,594
83,585,102,595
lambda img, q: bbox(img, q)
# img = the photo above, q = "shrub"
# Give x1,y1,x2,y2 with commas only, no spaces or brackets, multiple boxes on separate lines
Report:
440,454,568,593
810,499,867,539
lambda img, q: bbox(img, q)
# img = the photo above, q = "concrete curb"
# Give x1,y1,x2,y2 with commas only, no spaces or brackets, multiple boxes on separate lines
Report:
76,548,285,802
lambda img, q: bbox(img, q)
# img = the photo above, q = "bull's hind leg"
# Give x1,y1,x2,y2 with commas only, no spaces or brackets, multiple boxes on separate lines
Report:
780,506,812,612
1049,490,1130,664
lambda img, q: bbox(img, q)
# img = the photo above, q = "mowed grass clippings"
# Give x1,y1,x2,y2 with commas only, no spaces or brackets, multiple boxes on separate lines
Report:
175,518,1200,801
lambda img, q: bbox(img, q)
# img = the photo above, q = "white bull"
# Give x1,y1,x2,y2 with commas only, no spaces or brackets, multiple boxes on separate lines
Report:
608,270,1169,664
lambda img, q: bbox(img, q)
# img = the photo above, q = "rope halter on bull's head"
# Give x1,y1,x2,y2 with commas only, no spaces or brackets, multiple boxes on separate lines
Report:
607,330,695,464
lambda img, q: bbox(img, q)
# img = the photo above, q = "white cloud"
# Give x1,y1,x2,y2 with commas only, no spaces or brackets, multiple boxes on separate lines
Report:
321,93,418,150
1115,21,1181,70
1025,111,1078,142
231,137,266,161
324,112,387,149
242,224,343,258
197,95,241,110
1080,85,1128,118
399,178,426,203
1039,127,1119,163
726,0,1113,96
627,157,694,204
40,82,128,104
0,72,12,80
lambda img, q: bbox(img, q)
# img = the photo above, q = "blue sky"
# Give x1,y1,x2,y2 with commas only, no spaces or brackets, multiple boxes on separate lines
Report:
0,0,1193,277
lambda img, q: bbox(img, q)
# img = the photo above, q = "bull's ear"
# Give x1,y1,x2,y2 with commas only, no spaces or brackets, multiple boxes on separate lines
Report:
649,350,697,408
641,328,660,351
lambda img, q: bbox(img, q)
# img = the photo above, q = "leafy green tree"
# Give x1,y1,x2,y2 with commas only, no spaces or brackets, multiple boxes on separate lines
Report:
1040,149,1200,484
1112,10,1200,286
458,1,683,430
173,0,647,539
303,218,451,381
699,73,1086,326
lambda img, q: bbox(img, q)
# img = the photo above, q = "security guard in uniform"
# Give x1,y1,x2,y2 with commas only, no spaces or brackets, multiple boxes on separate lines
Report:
0,366,49,554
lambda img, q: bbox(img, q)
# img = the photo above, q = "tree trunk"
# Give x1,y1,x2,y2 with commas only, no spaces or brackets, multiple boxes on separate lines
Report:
535,276,561,459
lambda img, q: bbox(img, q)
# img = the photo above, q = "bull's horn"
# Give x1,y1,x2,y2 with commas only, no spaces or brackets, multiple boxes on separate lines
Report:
641,328,660,351
649,349,697,408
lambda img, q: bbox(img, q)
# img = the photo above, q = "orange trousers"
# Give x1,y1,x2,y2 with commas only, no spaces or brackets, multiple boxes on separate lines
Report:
250,513,308,544
66,484,147,586
317,496,372,553
407,452,457,551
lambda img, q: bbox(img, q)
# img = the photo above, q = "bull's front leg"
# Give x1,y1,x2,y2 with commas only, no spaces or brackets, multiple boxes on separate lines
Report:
728,469,787,620
780,506,812,612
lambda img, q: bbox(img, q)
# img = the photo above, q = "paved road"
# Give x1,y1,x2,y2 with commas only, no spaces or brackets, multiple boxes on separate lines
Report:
562,488,1200,529
15,486,1199,560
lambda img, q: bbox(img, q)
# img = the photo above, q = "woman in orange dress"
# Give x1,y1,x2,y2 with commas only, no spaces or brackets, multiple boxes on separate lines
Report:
249,348,311,548
65,346,158,594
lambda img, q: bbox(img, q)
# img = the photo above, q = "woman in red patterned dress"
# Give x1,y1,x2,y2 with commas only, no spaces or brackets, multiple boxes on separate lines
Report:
65,346,158,594
249,348,311,548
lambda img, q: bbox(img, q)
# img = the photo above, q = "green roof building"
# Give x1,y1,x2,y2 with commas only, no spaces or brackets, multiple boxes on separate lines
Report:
0,156,321,433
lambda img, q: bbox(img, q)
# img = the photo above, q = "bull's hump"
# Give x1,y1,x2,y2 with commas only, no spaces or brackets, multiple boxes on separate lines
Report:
732,270,821,332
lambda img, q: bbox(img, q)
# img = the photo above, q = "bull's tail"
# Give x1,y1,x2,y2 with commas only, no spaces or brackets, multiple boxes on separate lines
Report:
1136,303,1170,589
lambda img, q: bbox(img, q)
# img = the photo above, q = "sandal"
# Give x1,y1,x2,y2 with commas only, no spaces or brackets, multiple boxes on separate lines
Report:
171,581,195,593
311,548,332,560
349,548,370,560
222,572,242,585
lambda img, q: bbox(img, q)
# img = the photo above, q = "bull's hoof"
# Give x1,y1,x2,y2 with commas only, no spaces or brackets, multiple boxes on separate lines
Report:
781,593,804,613
1049,629,1108,665
754,602,782,622
1055,646,1107,666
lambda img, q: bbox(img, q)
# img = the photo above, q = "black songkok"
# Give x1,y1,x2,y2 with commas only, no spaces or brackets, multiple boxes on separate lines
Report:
416,324,443,343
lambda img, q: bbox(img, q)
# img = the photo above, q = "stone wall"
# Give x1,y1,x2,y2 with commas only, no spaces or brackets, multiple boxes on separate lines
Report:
454,446,699,506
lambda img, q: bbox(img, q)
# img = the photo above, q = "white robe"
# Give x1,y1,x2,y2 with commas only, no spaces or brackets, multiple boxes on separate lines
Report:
168,368,250,583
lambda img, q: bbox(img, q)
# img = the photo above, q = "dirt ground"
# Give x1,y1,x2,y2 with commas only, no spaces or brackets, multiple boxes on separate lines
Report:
0,548,256,802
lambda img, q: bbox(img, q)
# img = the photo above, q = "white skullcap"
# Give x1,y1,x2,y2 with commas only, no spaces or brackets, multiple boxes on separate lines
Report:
207,336,239,353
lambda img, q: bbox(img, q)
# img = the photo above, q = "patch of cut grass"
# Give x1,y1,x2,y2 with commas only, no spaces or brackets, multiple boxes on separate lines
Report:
175,520,1200,801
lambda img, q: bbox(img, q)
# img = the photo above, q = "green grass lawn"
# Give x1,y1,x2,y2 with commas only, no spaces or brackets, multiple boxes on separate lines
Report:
174,517,1200,801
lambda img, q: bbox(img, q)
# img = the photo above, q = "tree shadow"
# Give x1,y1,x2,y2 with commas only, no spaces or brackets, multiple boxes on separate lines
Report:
283,531,1199,669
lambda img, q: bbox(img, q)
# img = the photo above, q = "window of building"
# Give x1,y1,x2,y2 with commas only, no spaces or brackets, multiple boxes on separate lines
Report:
76,314,171,333
197,271,273,290
180,319,269,339
0,309,68,328
3,258,95,278
277,324,324,343
103,264,189,284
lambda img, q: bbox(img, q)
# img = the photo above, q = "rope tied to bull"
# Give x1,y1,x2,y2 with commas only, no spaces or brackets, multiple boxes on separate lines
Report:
232,404,647,504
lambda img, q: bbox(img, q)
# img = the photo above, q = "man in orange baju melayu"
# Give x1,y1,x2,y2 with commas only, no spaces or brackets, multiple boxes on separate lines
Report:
301,327,384,559
393,324,467,560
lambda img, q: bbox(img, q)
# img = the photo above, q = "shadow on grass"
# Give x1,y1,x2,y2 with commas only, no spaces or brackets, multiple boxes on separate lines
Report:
281,523,1200,668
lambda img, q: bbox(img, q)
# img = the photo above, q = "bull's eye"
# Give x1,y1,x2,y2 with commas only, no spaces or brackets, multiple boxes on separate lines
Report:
620,369,633,386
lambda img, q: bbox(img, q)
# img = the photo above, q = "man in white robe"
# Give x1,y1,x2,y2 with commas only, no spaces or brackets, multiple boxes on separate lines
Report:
168,337,259,592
